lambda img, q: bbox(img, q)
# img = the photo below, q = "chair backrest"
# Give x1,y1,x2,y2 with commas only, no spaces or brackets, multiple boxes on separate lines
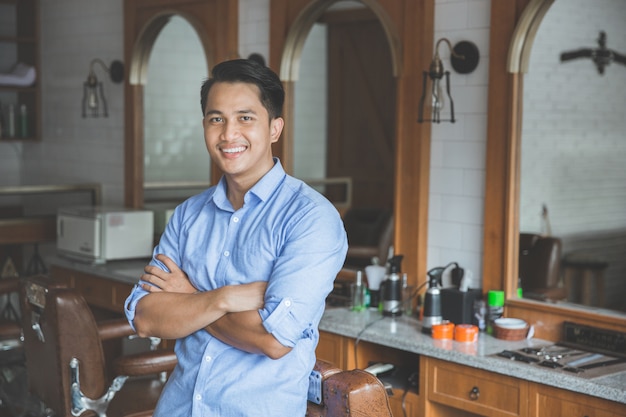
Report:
19,275,108,416
306,360,392,417
519,233,562,290
343,208,394,268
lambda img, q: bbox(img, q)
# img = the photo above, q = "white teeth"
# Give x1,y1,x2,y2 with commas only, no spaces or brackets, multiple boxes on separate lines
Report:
222,146,246,154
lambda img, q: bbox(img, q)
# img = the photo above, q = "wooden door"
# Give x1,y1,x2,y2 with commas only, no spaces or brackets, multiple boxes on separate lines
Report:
325,10,396,210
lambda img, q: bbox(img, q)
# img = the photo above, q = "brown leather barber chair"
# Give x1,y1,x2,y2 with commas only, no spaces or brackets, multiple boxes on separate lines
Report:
19,275,177,417
518,233,567,301
306,359,392,417
0,277,22,348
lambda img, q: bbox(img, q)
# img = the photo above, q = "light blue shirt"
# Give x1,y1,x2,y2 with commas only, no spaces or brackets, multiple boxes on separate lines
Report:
125,159,348,417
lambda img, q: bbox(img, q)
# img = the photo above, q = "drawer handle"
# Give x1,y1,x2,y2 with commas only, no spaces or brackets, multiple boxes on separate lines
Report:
469,386,480,401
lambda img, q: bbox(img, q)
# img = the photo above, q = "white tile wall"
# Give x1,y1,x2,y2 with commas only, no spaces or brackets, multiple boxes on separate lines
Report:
427,0,491,283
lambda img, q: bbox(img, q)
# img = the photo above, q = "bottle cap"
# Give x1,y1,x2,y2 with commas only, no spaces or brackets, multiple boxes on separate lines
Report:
487,290,505,306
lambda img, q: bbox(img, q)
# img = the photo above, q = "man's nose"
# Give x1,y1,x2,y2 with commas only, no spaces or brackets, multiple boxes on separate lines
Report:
222,121,240,140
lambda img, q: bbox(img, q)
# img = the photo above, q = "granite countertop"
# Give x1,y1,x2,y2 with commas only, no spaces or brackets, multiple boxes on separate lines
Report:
319,307,626,404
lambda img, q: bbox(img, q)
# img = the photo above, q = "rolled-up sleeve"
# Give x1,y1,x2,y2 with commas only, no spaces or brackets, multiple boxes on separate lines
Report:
256,198,348,349
124,284,149,331
259,297,302,347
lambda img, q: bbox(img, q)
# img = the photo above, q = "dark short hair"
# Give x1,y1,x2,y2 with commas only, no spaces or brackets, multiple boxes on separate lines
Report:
200,58,284,120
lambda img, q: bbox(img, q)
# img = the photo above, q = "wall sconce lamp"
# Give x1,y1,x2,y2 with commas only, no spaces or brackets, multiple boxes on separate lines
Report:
418,39,479,123
82,59,124,118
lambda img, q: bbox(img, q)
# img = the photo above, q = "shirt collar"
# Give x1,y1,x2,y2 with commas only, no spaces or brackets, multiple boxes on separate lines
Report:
212,158,286,210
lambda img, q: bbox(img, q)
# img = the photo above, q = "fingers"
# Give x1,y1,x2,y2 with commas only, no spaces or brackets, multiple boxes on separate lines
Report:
141,282,162,293
156,253,180,272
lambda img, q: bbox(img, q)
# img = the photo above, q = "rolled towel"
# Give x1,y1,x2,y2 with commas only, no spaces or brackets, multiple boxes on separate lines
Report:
0,62,36,87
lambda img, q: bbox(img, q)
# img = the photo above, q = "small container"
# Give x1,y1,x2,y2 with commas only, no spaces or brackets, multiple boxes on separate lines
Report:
472,299,486,331
19,104,28,138
350,271,366,311
493,318,530,341
7,104,15,138
486,290,504,335
454,324,479,343
432,321,455,340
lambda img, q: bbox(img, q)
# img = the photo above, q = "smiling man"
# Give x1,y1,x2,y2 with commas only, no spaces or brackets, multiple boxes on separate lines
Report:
124,58,348,416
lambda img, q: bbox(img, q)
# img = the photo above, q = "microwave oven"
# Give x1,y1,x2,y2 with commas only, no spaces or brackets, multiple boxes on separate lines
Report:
57,206,154,263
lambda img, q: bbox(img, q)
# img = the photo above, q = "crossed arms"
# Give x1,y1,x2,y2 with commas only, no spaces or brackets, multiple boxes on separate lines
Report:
132,254,291,359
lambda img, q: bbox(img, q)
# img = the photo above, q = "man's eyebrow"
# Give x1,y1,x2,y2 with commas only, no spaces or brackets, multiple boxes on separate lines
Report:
204,109,221,117
205,109,257,117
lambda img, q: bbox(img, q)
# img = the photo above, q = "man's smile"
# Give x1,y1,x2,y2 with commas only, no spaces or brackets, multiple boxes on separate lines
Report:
221,146,247,154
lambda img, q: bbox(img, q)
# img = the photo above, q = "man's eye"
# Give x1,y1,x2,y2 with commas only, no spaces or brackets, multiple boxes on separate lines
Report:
208,117,223,123
240,116,253,122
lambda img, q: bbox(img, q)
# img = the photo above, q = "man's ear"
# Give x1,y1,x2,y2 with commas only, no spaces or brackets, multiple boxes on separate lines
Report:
270,117,284,144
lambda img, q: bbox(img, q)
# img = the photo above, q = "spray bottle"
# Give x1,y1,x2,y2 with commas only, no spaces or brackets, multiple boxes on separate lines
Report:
422,266,444,334
381,255,404,317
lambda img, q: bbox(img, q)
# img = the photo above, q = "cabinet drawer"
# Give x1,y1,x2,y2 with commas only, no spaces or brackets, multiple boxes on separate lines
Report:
428,358,527,417
530,383,626,417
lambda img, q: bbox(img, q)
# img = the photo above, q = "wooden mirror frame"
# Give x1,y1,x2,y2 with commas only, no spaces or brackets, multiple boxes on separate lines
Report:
484,0,626,340
123,0,238,209
269,0,435,287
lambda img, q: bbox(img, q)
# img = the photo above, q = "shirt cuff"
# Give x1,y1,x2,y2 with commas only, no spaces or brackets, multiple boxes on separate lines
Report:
260,297,301,348
124,284,148,332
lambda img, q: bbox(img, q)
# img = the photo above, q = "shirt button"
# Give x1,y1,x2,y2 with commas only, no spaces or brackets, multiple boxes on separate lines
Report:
233,217,239,223
205,355,212,362
224,251,230,257
195,394,202,401
285,300,291,307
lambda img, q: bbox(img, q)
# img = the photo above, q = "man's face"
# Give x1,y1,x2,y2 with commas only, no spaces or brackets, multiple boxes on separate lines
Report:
203,81,283,184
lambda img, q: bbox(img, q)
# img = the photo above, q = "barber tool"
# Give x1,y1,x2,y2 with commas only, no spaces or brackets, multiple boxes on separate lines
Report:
422,266,444,334
381,255,404,317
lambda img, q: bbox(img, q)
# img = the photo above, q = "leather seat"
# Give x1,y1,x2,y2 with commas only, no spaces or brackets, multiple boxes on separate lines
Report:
0,277,21,345
19,275,177,417
518,233,567,301
343,208,394,269
306,359,392,417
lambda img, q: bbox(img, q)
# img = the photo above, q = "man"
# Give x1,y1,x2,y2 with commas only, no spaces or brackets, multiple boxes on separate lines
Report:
124,58,348,416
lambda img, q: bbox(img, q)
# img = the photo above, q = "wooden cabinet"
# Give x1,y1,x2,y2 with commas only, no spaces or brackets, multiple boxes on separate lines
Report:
0,0,40,141
529,383,626,417
50,265,133,314
425,358,528,417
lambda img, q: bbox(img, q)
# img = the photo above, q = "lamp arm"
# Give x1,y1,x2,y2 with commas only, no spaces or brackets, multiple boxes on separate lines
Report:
89,58,110,74
435,38,465,61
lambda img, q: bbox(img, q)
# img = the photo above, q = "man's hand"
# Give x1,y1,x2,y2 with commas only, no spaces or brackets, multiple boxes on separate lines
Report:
141,254,197,294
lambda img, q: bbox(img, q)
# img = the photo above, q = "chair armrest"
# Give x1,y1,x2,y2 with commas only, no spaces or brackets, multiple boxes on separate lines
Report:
314,359,342,380
323,369,392,417
113,349,177,377
97,318,135,341
0,277,19,295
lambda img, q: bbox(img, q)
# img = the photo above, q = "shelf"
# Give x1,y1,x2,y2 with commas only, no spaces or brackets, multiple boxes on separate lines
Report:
0,0,39,141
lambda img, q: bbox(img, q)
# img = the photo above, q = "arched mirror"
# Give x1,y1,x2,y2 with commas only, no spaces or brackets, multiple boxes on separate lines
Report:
124,0,238,210
290,1,396,267
270,0,434,284
143,16,211,204
519,0,626,313
485,0,626,340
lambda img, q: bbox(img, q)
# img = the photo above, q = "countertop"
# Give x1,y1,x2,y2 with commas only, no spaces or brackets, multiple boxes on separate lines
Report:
320,307,626,404
51,256,150,285
50,257,626,404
